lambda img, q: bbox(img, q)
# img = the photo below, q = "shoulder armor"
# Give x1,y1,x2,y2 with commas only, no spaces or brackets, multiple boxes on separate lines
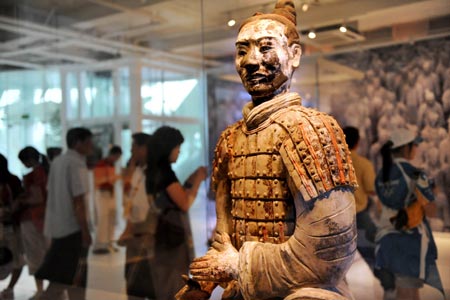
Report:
272,106,357,202
211,121,243,191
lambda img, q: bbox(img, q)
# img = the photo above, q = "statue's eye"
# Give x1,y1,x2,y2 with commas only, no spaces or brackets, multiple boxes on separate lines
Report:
237,49,247,56
260,46,272,53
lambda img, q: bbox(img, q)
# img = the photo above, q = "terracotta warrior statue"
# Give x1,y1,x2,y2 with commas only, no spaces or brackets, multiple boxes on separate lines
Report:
179,1,358,299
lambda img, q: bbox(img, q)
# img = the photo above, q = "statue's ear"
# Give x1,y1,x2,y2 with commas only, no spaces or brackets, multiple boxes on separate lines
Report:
291,44,302,68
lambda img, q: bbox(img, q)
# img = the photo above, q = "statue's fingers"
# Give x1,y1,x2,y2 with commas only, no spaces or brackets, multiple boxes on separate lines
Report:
190,260,212,270
191,256,210,263
190,268,214,279
191,274,216,282
220,232,231,243
213,232,223,243
211,241,225,251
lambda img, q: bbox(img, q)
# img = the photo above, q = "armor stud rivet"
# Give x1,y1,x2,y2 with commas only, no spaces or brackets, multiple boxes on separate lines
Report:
275,232,279,236
265,213,269,218
275,201,278,206
239,231,244,235
259,230,263,235
260,238,264,242
246,213,250,217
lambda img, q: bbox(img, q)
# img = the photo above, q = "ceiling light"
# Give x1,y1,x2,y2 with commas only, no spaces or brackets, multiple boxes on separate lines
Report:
302,3,309,12
308,31,316,39
339,25,347,33
228,19,236,27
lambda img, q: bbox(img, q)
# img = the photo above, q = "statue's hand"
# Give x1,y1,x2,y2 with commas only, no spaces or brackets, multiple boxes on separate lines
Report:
190,232,239,282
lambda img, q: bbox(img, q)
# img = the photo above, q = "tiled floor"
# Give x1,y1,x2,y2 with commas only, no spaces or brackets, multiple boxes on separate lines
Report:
2,231,449,300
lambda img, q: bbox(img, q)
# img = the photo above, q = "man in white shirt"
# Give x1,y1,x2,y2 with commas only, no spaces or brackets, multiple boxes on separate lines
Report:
36,127,93,300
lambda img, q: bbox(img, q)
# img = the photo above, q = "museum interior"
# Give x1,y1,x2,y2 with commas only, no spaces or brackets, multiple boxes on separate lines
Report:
0,0,449,299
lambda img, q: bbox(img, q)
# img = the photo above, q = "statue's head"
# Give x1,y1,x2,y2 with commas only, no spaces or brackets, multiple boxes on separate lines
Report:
235,0,301,104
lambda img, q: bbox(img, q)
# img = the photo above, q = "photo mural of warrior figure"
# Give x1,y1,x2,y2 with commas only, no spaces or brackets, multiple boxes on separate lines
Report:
178,1,358,300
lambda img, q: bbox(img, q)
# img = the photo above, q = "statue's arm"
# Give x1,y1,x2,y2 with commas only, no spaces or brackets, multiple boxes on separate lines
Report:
238,189,356,299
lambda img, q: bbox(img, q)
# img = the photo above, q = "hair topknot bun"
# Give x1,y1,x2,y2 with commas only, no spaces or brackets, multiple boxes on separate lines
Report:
273,0,297,27
239,0,300,44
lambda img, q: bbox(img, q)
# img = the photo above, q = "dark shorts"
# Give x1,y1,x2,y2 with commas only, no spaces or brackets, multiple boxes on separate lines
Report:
35,231,88,286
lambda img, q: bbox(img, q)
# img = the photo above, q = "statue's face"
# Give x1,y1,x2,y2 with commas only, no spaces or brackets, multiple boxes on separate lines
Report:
235,19,300,102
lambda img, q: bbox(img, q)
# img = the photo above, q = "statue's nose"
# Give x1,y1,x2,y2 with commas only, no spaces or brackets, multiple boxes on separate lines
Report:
241,47,260,73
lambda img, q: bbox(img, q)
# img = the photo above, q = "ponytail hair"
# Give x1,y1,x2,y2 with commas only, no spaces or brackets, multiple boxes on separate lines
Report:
18,146,50,174
380,140,393,182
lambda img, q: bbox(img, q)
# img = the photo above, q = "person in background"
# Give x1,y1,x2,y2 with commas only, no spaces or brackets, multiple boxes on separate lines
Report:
35,127,94,300
375,128,444,300
343,126,378,268
0,154,25,300
17,147,50,300
118,132,155,300
146,126,207,300
92,145,122,254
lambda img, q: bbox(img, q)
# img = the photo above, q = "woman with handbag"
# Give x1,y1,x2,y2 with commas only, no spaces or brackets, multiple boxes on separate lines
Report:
17,146,50,300
146,126,207,300
374,128,444,300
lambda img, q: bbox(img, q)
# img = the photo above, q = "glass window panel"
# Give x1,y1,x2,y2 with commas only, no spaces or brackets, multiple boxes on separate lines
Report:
66,72,79,120
141,67,164,116
0,69,62,175
81,70,114,119
120,126,132,167
118,67,130,116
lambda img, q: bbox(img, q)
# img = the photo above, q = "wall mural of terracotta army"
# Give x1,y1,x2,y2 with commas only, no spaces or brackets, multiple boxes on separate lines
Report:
327,37,450,231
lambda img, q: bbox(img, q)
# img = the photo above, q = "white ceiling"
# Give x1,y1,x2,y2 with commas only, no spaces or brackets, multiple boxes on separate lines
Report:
0,0,449,72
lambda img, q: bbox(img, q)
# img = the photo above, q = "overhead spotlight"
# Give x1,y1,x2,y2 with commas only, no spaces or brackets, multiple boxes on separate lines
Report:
302,3,309,12
308,31,316,39
339,25,347,33
228,18,236,27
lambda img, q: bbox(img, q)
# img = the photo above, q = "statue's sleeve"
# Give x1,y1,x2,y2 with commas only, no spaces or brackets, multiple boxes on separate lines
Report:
237,111,358,299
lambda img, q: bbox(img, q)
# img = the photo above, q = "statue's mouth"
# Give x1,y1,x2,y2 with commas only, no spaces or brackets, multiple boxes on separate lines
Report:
246,74,268,84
